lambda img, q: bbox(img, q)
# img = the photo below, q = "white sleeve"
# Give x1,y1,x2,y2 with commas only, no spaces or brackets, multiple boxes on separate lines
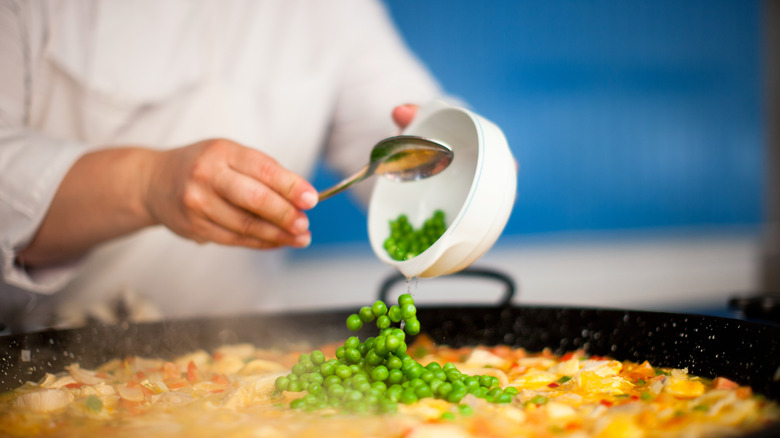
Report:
0,1,87,294
324,0,444,203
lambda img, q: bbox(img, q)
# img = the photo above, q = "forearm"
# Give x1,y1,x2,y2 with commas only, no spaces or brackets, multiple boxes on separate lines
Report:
17,147,159,268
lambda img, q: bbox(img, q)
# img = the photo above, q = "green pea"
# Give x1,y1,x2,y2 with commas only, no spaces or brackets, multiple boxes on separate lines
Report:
479,375,495,388
320,362,336,377
374,336,388,356
355,380,372,393
365,350,383,366
447,387,468,403
310,350,325,365
385,354,403,370
84,394,102,412
328,384,345,399
401,304,417,319
405,363,424,379
473,387,489,398
400,389,418,404
345,348,362,364
335,365,352,380
275,376,290,391
415,385,433,398
408,377,426,388
398,293,414,307
446,370,463,382
458,403,474,416
359,306,375,323
308,383,323,396
323,375,340,387
292,363,306,376
387,369,404,384
487,387,502,398
370,365,389,381
380,398,398,413
440,412,456,421
437,382,453,397
376,315,391,330
404,318,421,336
394,341,408,356
345,336,360,349
425,362,442,371
386,384,403,399
495,393,513,404
372,300,388,317
346,314,363,331
388,305,403,323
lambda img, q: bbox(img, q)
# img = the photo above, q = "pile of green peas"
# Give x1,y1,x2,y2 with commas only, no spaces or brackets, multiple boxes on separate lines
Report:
383,210,447,261
273,293,519,415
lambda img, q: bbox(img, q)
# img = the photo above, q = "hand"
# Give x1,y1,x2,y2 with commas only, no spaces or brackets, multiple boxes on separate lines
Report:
392,104,418,129
144,138,318,249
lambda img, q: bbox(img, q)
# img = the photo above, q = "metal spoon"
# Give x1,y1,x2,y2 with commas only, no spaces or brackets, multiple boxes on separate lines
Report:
318,135,454,201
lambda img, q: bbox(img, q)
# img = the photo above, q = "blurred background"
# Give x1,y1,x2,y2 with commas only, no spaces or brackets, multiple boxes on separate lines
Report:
281,0,775,317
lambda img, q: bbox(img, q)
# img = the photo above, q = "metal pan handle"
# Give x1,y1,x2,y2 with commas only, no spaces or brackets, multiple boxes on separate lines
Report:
377,267,516,307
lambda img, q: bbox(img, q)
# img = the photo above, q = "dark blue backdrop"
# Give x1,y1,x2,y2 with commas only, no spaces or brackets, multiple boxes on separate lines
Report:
307,0,764,247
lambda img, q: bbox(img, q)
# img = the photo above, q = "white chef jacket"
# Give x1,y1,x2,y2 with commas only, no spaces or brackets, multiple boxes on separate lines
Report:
0,0,441,331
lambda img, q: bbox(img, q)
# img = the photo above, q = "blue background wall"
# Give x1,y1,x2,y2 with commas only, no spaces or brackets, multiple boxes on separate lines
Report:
307,0,765,247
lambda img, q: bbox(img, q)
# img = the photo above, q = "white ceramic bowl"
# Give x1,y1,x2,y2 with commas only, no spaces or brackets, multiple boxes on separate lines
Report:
368,100,517,278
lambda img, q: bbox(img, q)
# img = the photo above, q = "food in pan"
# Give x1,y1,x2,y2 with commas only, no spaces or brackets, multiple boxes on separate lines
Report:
384,210,447,260
1,296,778,437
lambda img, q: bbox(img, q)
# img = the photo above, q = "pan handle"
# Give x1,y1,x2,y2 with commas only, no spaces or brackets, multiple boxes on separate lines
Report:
377,267,516,307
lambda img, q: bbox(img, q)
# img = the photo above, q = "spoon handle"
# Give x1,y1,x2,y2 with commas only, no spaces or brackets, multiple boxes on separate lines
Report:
318,165,370,201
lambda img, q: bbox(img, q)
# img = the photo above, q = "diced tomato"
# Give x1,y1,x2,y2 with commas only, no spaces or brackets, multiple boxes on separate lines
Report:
211,374,230,385
624,360,656,381
490,345,512,358
548,382,560,388
64,382,84,389
560,352,575,361
164,377,188,389
712,377,739,390
119,398,144,415
736,387,752,399
163,362,179,380
186,361,198,383
565,421,582,431
470,417,494,436
600,399,614,407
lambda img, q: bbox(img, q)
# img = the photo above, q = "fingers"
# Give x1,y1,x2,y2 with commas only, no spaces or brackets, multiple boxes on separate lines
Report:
214,166,312,237
201,194,311,248
190,216,289,250
231,151,318,211
392,104,418,129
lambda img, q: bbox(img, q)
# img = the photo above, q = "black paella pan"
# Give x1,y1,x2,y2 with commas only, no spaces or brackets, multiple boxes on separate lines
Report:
1,268,779,436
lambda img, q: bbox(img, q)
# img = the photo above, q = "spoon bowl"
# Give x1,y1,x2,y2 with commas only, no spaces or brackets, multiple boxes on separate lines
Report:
318,135,453,201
